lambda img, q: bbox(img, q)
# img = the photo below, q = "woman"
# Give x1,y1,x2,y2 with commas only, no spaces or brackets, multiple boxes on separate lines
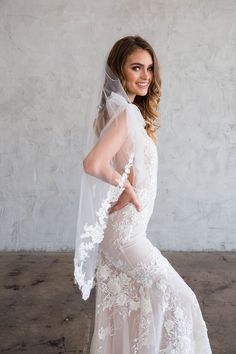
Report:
74,35,212,354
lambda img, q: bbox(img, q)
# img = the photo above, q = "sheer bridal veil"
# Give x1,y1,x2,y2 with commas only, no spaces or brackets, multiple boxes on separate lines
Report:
74,63,146,300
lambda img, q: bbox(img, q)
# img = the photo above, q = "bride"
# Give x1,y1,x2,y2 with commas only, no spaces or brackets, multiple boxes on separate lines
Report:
74,35,212,354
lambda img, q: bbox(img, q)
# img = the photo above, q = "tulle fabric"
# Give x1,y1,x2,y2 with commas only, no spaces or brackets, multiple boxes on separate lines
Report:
74,86,146,300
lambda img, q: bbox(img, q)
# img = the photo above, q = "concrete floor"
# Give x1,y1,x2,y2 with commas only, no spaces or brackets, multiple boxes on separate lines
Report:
0,251,235,354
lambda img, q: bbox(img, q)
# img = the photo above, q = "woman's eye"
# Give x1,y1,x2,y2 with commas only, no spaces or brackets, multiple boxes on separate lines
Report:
132,66,153,71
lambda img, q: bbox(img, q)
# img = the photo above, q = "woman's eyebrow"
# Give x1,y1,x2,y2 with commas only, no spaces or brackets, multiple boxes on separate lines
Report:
130,62,153,67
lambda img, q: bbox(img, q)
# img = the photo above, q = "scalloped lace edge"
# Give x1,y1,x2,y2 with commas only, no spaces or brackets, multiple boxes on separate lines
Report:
74,153,135,300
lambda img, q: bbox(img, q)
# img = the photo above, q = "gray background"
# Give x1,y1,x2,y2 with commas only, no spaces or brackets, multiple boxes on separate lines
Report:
0,0,235,251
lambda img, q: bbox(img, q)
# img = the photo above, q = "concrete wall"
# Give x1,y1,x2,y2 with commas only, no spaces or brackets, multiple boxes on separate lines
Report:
0,0,235,251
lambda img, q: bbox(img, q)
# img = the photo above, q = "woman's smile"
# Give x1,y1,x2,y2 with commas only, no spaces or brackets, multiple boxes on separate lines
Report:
136,82,149,88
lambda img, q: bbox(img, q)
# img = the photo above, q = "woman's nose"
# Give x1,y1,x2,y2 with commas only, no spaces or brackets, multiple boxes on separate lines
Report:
140,68,149,79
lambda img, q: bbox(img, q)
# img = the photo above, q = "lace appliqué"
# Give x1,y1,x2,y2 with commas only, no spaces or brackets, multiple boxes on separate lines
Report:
94,249,169,353
74,153,134,300
109,189,150,248
95,246,205,354
96,253,141,318
90,129,212,354
129,247,195,354
107,134,158,250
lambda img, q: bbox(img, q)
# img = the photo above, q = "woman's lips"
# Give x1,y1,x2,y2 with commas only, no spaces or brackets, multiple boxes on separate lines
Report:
136,82,149,88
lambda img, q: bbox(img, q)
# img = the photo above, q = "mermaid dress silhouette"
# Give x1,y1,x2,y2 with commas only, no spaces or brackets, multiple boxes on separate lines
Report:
89,127,212,354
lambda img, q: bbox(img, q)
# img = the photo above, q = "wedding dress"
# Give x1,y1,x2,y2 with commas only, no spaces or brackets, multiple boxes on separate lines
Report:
89,127,212,353
73,64,212,353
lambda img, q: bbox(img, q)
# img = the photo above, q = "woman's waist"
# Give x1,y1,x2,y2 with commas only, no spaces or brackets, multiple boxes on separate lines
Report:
107,189,155,224
134,184,156,198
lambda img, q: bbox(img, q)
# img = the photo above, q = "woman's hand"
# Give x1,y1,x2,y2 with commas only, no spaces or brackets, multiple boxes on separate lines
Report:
108,184,142,214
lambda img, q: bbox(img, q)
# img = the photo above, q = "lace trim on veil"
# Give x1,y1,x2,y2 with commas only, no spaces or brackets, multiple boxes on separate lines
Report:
74,152,135,300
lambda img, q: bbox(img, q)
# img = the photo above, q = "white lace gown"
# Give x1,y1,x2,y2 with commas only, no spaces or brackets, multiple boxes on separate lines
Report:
89,128,212,354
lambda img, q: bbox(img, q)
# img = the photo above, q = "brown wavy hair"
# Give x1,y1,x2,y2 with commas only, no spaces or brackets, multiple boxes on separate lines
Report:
95,35,161,143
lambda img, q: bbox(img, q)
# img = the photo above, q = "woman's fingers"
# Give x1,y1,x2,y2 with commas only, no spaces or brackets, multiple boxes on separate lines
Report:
109,201,128,214
128,189,142,212
131,195,142,212
108,187,142,214
109,198,141,214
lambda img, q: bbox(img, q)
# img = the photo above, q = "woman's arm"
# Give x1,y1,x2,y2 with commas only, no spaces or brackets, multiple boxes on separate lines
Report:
83,111,141,211
83,111,129,185
83,158,132,190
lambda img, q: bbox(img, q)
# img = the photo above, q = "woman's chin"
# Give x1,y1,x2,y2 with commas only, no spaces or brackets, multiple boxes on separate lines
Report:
135,87,149,96
136,90,148,96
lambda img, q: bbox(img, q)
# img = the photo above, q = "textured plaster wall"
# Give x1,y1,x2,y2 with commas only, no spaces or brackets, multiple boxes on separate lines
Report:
0,0,235,251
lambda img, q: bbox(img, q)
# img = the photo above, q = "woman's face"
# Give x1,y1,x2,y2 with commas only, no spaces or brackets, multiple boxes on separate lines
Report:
122,48,154,102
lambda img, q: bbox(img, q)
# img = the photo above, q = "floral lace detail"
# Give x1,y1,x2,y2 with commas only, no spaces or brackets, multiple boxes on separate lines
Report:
94,251,157,353
95,248,208,354
109,188,150,248
74,153,134,300
90,133,212,353
96,252,142,318
96,248,203,354
107,133,157,250
127,247,169,289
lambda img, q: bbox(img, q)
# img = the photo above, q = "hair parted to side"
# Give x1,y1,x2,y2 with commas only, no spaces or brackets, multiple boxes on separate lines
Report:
95,35,161,142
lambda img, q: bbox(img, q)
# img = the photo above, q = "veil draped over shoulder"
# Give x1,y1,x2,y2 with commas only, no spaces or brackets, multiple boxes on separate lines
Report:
74,63,146,300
